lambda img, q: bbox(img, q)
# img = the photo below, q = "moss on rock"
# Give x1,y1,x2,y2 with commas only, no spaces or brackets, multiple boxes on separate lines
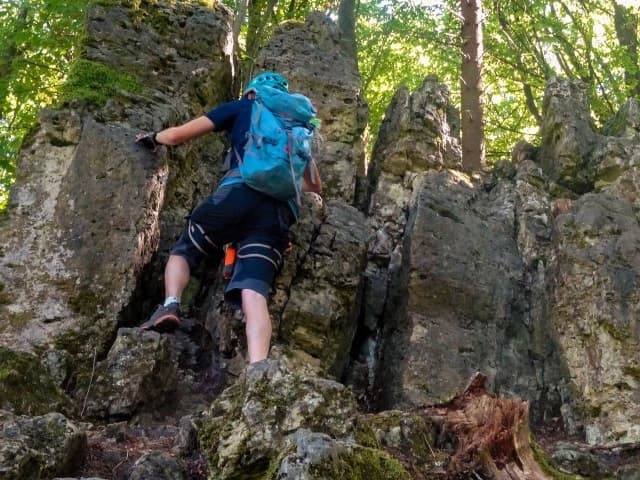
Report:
0,346,72,415
308,445,411,480
52,317,115,398
66,286,106,319
199,360,360,478
58,59,143,108
531,438,584,480
623,365,640,379
599,319,631,342
1,310,32,331
0,282,10,305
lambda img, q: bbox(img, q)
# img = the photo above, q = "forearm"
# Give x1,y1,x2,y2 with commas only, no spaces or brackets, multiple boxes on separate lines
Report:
141,116,215,147
155,127,187,146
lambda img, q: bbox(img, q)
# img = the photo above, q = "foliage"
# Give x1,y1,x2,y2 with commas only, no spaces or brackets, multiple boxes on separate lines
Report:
0,0,87,208
360,0,640,163
483,0,639,160
357,0,640,164
357,0,459,152
1,0,639,203
222,0,336,92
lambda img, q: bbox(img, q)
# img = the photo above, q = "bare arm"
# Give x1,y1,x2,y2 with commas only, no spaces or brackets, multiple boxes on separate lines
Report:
135,116,215,146
302,159,322,193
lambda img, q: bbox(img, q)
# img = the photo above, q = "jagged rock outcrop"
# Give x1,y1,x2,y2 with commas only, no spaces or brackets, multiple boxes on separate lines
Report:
369,76,640,449
0,0,233,371
365,76,462,208
349,78,464,399
2,4,376,477
538,78,599,193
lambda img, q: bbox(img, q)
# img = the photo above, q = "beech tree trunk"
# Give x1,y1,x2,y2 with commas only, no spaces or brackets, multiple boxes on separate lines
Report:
460,0,485,170
613,2,640,98
242,0,278,90
232,0,249,60
338,0,357,59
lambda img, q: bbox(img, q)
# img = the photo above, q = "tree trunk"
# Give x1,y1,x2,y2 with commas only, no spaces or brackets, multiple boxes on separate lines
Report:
243,0,278,89
460,0,485,170
338,0,357,59
614,2,640,98
232,0,249,59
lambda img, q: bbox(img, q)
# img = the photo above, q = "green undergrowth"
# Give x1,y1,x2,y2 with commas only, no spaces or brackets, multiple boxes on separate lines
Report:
58,59,143,108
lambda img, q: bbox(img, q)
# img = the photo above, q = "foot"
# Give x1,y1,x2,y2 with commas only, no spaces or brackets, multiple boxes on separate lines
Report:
141,303,181,333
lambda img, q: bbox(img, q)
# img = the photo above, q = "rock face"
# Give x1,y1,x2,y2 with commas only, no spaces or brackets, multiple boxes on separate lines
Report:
547,99,640,444
0,0,233,362
3,0,640,478
379,170,537,407
372,76,640,447
204,13,369,380
274,200,369,377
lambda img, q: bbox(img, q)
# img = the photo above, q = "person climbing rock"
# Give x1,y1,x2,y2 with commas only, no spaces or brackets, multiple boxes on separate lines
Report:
135,71,322,363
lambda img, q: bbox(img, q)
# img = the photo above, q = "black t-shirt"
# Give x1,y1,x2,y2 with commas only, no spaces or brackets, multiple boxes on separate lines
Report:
205,97,253,170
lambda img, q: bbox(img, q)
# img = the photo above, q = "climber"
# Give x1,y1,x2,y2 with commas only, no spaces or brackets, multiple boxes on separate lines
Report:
135,71,322,364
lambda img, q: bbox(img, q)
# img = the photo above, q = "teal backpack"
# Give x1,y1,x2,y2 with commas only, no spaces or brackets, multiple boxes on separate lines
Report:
236,85,318,205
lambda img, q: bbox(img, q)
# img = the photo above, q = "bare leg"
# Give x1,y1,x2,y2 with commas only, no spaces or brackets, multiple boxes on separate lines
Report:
165,254,191,299
241,289,272,363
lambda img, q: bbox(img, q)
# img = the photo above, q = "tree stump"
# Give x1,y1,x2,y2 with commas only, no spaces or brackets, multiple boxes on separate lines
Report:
424,372,552,479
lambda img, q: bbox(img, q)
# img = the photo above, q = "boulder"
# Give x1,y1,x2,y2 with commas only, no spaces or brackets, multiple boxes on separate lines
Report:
81,328,178,418
198,359,359,477
128,451,186,480
0,410,86,479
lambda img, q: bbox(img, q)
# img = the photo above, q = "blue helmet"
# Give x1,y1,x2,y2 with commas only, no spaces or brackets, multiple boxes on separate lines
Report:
244,72,289,94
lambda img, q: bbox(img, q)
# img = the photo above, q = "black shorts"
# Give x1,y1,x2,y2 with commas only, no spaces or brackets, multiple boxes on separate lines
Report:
170,183,294,307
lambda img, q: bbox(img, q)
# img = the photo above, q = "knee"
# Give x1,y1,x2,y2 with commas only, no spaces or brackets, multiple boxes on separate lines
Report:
241,289,268,310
